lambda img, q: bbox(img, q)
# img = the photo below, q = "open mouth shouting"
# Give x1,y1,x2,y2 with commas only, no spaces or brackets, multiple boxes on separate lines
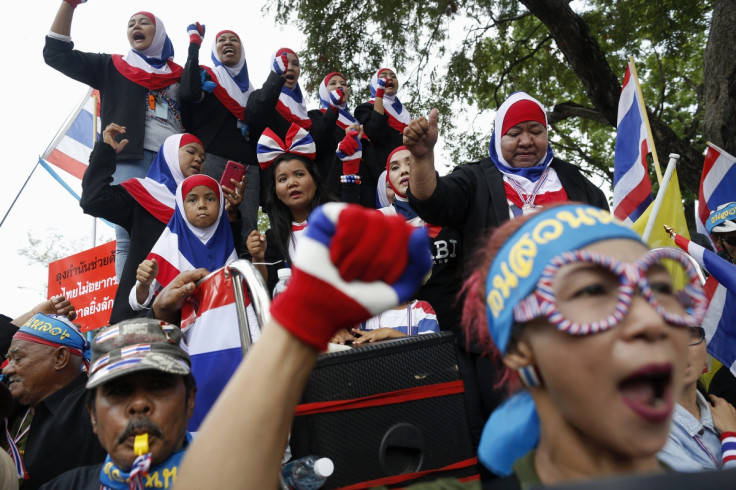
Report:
618,363,674,424
132,32,146,42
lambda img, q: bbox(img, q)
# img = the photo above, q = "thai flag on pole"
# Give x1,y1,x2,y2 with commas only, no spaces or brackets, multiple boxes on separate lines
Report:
180,267,260,432
697,143,736,238
613,59,654,225
42,88,100,180
672,232,736,375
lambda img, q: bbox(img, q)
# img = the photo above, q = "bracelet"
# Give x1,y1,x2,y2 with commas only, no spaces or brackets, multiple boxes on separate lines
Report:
340,174,361,185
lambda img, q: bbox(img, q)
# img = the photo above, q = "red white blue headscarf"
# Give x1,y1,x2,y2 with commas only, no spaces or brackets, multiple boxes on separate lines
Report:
488,92,567,212
256,123,317,170
121,133,203,223
376,170,391,209
112,11,183,90
370,68,411,133
201,30,254,121
273,48,312,130
15,314,91,369
318,72,357,130
145,175,236,293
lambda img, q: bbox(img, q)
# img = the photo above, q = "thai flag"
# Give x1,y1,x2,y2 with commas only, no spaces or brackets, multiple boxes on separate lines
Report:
672,232,736,375
42,88,100,180
180,267,260,432
613,60,654,225
697,143,736,238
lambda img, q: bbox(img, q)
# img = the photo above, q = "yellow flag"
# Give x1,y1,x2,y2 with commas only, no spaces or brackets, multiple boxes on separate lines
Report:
631,168,690,287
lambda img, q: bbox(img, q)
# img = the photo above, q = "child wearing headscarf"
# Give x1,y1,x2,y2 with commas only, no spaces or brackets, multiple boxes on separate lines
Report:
180,26,286,248
45,3,185,279
131,175,239,310
81,125,242,324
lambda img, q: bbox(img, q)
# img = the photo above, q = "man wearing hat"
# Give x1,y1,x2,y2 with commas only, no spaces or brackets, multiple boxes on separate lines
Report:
706,202,736,264
42,318,195,489
1,313,105,489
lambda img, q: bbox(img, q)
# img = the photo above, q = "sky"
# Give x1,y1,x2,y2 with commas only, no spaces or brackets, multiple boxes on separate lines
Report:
0,0,309,316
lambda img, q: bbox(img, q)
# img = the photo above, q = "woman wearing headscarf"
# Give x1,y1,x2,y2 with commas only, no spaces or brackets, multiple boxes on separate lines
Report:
45,2,184,279
404,92,609,446
130,174,239,311
80,123,242,324
355,68,411,168
180,26,286,249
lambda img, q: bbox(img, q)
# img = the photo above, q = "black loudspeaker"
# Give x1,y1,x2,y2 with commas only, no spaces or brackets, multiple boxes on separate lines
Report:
289,332,479,489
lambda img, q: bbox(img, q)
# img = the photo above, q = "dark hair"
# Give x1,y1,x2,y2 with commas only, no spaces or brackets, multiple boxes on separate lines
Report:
266,155,335,265
87,372,197,412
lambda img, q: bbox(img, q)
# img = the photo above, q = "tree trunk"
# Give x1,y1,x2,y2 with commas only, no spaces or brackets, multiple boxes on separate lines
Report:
703,0,736,156
520,0,704,195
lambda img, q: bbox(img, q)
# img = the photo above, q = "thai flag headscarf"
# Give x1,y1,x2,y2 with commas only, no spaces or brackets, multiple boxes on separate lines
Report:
146,175,237,292
121,133,203,224
201,30,254,121
488,92,567,210
256,123,317,170
376,170,391,208
112,11,183,90
385,146,422,222
370,68,411,133
318,72,357,130
273,48,312,130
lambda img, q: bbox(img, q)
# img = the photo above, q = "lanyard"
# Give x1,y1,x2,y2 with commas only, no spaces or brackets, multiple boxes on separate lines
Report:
4,408,31,479
506,167,550,210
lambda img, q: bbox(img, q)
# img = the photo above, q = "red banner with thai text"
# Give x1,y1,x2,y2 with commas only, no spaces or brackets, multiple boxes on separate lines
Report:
48,241,117,331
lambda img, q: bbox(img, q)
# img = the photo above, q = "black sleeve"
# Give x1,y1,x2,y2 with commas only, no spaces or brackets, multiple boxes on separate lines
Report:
354,102,391,144
244,71,286,136
0,314,17,356
408,167,474,227
79,142,137,231
43,36,108,88
179,42,203,130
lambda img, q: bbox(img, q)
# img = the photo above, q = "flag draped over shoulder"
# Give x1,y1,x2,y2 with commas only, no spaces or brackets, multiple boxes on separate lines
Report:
613,60,654,225
671,231,736,376
697,143,736,238
180,267,260,433
42,88,100,180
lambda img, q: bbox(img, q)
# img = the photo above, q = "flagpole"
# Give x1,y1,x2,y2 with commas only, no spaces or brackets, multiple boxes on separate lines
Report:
642,153,679,242
91,90,99,249
0,162,39,229
629,56,663,184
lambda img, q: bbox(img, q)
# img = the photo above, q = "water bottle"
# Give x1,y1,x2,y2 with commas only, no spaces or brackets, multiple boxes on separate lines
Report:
281,455,334,490
273,268,292,298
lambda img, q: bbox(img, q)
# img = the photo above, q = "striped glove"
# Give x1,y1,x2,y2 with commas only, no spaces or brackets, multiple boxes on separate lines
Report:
329,87,346,108
374,76,387,98
336,130,362,175
270,203,431,350
272,53,289,75
187,22,205,46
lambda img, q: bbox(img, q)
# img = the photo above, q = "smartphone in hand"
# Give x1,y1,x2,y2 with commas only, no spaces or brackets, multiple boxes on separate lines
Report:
220,161,245,188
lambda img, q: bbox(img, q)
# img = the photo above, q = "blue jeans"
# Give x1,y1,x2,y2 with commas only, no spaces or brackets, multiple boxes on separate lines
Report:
112,150,156,280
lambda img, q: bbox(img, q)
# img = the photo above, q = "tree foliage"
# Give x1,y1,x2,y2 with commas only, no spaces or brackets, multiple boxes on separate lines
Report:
266,0,721,218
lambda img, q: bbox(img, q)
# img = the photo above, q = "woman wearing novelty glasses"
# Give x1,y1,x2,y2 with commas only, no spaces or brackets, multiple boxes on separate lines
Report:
176,203,711,489
461,203,708,486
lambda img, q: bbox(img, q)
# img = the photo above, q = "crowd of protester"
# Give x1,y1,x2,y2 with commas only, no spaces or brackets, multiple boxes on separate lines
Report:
1,1,736,488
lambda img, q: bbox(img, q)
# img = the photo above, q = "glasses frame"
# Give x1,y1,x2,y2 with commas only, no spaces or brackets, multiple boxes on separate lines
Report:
513,247,707,336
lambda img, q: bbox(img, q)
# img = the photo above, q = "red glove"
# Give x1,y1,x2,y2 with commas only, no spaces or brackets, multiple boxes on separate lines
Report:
270,203,432,351
187,23,205,46
374,76,387,98
336,131,362,175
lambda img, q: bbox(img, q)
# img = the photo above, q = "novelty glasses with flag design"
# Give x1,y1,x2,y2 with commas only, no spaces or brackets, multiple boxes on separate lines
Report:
513,247,707,335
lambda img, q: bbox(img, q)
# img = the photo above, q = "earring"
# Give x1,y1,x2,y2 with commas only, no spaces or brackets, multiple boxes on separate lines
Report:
517,364,543,388
703,364,709,374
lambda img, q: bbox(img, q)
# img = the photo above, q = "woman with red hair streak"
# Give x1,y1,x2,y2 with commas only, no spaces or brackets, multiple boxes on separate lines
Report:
45,2,185,280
